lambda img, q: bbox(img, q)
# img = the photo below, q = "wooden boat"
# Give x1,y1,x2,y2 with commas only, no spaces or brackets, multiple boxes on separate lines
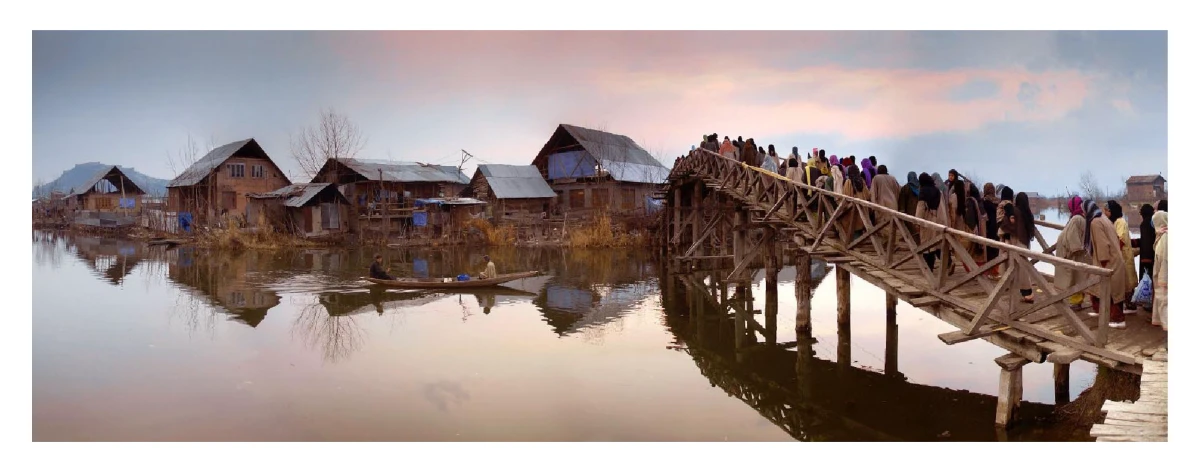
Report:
364,270,540,289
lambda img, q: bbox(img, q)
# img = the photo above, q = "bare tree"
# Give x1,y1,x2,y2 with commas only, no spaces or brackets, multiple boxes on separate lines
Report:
291,108,367,180
1078,171,1103,201
33,178,47,200
166,133,204,178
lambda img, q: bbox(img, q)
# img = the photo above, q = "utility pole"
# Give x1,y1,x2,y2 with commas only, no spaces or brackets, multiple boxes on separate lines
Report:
458,149,474,178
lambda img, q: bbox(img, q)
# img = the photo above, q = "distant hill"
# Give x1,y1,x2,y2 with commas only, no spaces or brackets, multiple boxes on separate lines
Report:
34,162,169,198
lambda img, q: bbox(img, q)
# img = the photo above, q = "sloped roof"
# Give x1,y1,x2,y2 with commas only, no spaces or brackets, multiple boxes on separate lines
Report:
248,183,347,207
168,138,287,188
543,124,670,184
1127,175,1166,184
335,158,469,184
477,164,556,199
68,165,146,197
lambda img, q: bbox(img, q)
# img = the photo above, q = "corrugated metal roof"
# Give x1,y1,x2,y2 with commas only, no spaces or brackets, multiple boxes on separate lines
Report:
248,183,343,207
414,197,487,206
167,139,254,188
557,124,669,184
68,165,147,197
338,158,469,184
477,164,556,199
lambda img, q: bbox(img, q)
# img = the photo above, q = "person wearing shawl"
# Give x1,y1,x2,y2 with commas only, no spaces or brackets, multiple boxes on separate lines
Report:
860,157,877,189
1081,199,1130,328
915,173,948,270
1004,192,1037,303
897,172,920,216
869,165,901,211
1104,200,1138,309
1055,196,1089,309
840,164,869,237
1151,210,1167,330
960,184,989,268
1137,204,1157,284
995,186,1014,245
763,145,781,174
980,183,1001,273
1157,199,1167,212
741,139,759,167
828,159,845,194
931,172,946,193
719,137,737,160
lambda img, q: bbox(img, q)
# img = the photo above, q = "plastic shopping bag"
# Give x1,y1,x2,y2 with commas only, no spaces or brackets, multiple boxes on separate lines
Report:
1131,272,1153,304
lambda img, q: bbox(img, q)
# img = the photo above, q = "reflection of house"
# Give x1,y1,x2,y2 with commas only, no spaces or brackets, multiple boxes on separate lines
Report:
70,235,143,285
166,138,292,223
531,124,670,217
462,164,555,222
167,250,281,327
532,280,648,336
64,165,147,211
246,183,351,237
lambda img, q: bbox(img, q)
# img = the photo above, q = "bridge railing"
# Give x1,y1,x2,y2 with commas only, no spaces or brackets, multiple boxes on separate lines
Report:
669,148,1116,351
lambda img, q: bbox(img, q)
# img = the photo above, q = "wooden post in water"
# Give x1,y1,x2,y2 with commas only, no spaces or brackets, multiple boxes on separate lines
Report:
672,186,682,252
837,323,852,372
795,248,812,335
765,279,778,346
885,302,899,377
995,353,1029,428
733,208,744,272
1053,363,1070,405
692,183,704,261
836,265,851,326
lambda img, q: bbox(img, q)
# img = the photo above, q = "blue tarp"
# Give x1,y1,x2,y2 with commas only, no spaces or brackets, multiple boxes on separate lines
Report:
118,245,135,256
413,211,428,227
119,198,136,209
413,258,429,278
645,196,664,214
178,212,193,233
548,150,596,180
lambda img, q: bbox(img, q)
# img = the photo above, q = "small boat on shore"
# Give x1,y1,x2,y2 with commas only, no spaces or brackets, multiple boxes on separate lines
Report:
364,270,541,289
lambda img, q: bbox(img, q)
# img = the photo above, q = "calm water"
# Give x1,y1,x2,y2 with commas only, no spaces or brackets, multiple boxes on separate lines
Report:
32,223,1096,441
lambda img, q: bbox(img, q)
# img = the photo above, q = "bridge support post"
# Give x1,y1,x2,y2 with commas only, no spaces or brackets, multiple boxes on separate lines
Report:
995,355,1029,428
795,249,812,335
765,283,778,346
692,182,704,260
1053,363,1070,405
836,266,851,326
885,303,899,377
837,323,852,372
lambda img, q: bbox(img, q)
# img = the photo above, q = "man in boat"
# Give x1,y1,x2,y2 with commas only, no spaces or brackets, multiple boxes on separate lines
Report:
478,255,497,280
370,254,396,280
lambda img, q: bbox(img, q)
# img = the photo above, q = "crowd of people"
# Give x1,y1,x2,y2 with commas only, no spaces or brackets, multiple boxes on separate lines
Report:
684,136,1167,333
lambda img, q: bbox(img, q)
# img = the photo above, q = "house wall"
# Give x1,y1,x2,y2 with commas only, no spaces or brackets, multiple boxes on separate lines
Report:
548,180,658,217
169,157,289,219
83,192,142,211
1127,181,1167,201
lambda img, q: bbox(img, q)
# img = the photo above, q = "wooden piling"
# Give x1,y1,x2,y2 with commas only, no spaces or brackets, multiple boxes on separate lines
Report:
885,305,899,377
1054,363,1070,405
838,323,852,372
995,353,1029,427
795,249,812,334
765,280,778,346
836,266,851,326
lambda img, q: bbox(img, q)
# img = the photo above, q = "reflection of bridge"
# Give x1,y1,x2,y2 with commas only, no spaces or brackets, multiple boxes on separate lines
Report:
662,149,1165,428
661,269,1075,441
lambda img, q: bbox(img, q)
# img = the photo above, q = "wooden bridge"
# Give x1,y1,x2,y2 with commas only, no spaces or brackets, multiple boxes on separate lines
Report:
660,148,1167,429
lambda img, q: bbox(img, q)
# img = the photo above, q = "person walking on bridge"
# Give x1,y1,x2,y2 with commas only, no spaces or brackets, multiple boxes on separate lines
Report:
841,164,870,239
719,137,737,160
916,173,948,270
981,183,1001,276
741,138,759,167
1082,199,1129,328
1136,204,1157,310
1151,210,1167,331
1008,192,1038,303
1105,200,1138,311
869,165,901,211
1055,196,1088,310
860,157,877,189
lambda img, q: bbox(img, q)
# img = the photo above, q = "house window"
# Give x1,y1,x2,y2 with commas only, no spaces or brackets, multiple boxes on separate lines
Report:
251,165,265,178
321,203,340,229
592,188,610,208
228,163,246,178
569,189,585,209
621,188,636,210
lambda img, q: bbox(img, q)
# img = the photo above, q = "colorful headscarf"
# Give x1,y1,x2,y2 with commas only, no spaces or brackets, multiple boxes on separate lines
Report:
860,157,876,188
906,171,920,196
1068,196,1084,217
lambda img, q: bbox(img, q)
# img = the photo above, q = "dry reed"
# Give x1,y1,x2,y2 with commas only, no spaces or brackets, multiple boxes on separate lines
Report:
196,214,321,251
566,213,648,248
465,218,517,246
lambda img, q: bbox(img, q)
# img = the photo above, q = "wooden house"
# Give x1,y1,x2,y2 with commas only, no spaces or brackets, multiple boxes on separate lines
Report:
312,158,470,212
1126,175,1167,201
462,164,555,222
530,124,670,217
64,165,146,211
246,183,351,237
166,138,292,223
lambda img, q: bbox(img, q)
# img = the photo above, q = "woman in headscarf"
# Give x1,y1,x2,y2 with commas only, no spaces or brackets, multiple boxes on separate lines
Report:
995,186,1015,245
869,165,901,212
1055,196,1089,309
961,183,989,268
1104,200,1137,309
931,172,947,194
1005,192,1037,303
1082,199,1129,328
860,157,877,189
1157,199,1167,212
897,172,920,216
719,136,737,160
916,173,948,270
741,138,759,168
1151,210,1167,330
1137,203,1157,288
763,145,781,175
981,183,1001,275
828,158,844,194
841,164,870,238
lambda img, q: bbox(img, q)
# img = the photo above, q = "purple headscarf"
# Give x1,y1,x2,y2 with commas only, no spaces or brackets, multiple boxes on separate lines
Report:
860,158,877,188
1068,196,1084,217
